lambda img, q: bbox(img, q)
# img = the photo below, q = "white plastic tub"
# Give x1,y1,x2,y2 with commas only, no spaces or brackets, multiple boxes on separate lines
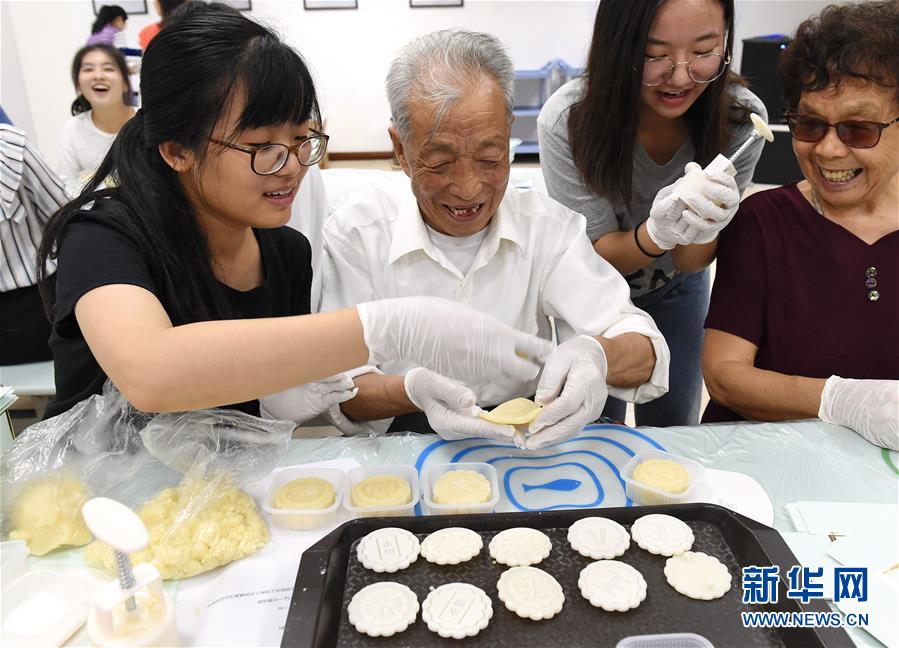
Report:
1,569,105,648
343,465,420,518
263,466,345,531
616,632,714,648
421,462,500,516
621,449,705,506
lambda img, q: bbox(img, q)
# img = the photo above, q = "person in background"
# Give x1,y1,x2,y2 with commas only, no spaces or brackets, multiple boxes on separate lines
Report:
58,45,136,195
702,1,898,450
267,30,669,450
87,5,128,48
538,0,765,427
37,4,550,421
1,121,68,365
139,0,189,51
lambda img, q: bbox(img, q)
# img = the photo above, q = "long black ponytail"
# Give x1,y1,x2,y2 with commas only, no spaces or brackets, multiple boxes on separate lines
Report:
40,2,321,325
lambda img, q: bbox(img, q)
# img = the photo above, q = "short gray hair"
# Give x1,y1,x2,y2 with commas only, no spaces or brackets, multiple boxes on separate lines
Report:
386,29,515,142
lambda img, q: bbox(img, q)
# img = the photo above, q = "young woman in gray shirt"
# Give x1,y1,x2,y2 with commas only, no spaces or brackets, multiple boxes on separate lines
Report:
538,0,765,426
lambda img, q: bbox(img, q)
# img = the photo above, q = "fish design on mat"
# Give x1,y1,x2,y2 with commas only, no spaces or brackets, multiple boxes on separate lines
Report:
522,479,582,493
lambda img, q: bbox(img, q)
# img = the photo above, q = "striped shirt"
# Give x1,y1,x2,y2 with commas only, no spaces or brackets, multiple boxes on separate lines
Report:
1,124,67,291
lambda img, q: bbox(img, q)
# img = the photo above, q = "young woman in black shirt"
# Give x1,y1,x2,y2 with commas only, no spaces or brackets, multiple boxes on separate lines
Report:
38,3,548,419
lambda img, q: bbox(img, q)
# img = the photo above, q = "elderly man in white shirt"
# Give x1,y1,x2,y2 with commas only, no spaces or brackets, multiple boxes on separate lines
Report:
267,30,670,449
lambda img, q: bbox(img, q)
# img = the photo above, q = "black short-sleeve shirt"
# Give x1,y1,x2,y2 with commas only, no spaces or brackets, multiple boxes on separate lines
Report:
45,198,313,419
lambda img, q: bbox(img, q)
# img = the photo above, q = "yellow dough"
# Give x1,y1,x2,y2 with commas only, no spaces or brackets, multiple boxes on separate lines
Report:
479,398,542,425
351,475,411,508
633,459,689,494
8,476,93,555
275,477,336,510
433,470,491,505
84,479,269,580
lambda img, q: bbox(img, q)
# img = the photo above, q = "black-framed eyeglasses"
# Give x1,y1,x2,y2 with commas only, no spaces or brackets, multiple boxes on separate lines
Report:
208,129,329,175
784,112,899,149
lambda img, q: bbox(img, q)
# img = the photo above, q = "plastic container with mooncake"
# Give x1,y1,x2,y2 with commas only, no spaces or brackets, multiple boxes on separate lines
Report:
621,448,705,506
421,462,499,515
262,466,345,531
343,465,420,518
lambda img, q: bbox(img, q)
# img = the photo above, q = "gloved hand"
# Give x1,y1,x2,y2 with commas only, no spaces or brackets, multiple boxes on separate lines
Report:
357,296,552,385
818,376,899,451
259,374,358,425
404,367,516,441
645,162,740,249
675,162,741,244
527,336,609,450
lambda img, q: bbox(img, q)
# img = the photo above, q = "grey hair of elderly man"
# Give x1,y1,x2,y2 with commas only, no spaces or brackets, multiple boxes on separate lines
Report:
386,29,515,143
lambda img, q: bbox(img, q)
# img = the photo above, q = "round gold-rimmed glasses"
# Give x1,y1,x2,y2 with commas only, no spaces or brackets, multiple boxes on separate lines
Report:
640,51,731,87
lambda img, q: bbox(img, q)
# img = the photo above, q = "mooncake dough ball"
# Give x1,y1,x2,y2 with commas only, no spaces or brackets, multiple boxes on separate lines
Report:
432,470,491,505
664,551,732,600
9,476,92,555
275,477,336,509
351,475,411,508
633,459,690,494
348,582,418,637
479,398,543,425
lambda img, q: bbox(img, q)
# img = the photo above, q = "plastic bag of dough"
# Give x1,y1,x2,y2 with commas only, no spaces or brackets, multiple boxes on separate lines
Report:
84,407,294,579
1,382,150,555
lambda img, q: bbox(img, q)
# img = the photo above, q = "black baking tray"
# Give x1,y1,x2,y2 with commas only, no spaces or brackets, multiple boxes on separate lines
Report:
281,504,850,647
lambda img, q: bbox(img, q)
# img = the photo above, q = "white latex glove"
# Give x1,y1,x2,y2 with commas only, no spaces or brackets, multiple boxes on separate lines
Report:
675,162,741,244
260,374,358,425
645,162,740,249
356,296,552,385
404,367,516,441
527,336,609,450
818,376,899,451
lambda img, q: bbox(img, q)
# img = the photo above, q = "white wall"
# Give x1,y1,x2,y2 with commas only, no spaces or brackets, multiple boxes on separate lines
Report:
2,0,845,165
2,0,158,161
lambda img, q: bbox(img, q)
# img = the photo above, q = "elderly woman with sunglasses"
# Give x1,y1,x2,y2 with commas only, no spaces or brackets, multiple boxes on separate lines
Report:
702,1,898,450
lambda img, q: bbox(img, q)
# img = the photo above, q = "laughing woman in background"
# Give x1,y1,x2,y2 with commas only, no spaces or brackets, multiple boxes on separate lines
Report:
58,45,135,195
702,1,899,450
538,0,765,426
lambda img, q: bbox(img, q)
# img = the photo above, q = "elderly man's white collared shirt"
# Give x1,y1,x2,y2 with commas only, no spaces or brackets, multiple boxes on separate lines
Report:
321,184,670,409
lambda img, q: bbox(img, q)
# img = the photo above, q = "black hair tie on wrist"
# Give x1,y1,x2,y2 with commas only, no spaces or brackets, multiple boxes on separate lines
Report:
634,222,666,258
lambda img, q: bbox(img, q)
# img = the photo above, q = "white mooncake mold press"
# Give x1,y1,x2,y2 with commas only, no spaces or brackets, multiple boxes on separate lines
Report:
578,560,647,612
664,551,732,600
497,566,565,620
489,528,552,566
422,583,493,639
631,514,694,556
348,582,419,637
567,517,630,559
357,527,420,573
420,527,483,565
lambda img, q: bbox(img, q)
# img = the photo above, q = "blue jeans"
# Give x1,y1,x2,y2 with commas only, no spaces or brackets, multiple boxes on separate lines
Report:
602,269,710,427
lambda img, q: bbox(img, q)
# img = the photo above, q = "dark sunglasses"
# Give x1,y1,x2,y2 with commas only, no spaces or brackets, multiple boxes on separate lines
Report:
784,112,899,149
